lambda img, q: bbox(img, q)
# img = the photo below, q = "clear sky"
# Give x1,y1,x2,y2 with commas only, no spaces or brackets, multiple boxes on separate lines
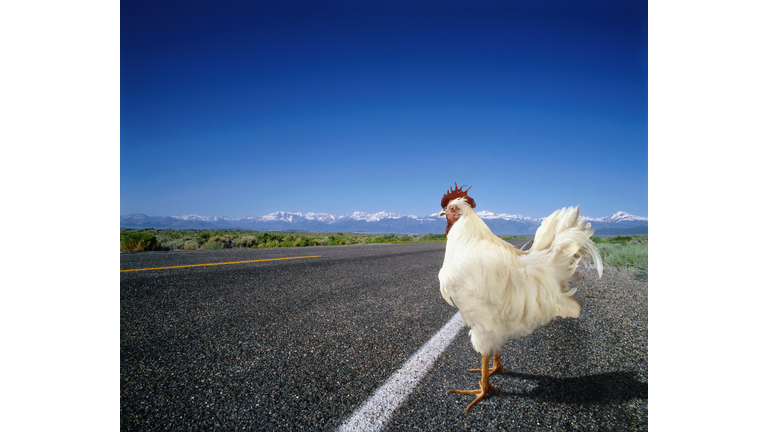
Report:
121,0,648,219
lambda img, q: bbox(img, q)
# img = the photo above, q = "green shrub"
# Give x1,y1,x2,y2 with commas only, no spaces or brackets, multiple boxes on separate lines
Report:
236,235,259,248
256,232,283,244
291,236,321,247
258,240,281,248
201,239,222,250
325,234,346,245
121,232,163,252
196,232,213,244
183,240,199,250
161,238,186,250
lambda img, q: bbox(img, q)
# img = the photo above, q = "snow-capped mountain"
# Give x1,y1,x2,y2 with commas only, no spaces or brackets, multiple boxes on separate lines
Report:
336,211,418,222
338,211,381,222
475,210,538,222
580,211,649,234
122,209,647,235
172,214,243,223
585,211,648,223
304,212,339,223
259,212,309,223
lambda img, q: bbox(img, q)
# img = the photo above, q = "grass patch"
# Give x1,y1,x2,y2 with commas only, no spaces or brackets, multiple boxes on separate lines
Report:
499,235,531,241
419,233,447,241
200,239,223,250
592,234,647,245
592,235,648,279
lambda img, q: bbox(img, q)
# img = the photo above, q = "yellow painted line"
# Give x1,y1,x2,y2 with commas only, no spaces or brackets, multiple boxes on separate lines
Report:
120,255,322,272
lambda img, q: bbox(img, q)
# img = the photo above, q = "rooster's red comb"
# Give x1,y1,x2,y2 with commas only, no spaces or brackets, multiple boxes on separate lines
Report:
441,182,476,209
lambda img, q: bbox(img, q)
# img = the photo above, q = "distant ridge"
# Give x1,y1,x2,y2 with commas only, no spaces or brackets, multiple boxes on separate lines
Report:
121,210,647,236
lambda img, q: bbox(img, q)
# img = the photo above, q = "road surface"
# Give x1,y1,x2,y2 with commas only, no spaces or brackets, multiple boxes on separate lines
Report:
121,241,647,430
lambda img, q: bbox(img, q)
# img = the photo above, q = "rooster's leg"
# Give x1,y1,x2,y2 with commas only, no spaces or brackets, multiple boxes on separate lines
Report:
450,353,499,413
468,351,507,376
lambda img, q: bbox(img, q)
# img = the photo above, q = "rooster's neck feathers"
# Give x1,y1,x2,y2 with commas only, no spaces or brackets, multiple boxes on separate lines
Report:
445,199,497,243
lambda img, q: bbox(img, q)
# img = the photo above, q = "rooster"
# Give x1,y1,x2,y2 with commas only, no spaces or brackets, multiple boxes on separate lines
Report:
437,183,603,412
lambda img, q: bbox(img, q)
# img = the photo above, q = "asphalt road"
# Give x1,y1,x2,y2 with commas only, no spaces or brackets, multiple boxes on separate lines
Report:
120,241,647,431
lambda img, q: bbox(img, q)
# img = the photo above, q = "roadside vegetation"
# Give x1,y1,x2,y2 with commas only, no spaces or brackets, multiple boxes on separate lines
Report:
120,228,647,277
591,235,648,279
120,228,450,253
120,231,164,252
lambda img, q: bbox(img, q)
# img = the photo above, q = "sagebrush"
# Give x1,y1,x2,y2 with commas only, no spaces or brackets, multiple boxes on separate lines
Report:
120,228,449,252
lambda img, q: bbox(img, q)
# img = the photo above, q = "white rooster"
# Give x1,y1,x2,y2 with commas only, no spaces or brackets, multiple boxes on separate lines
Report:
437,183,603,412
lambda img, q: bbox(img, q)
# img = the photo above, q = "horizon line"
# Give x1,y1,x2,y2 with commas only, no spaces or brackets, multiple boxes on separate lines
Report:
121,209,649,220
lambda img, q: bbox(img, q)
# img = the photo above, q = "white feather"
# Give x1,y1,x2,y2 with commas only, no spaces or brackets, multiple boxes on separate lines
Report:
438,200,602,355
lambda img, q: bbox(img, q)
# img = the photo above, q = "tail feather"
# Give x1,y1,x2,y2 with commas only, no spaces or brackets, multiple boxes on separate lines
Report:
531,206,603,279
581,232,604,278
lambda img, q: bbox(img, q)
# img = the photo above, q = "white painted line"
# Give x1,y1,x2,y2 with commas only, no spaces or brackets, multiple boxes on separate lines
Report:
338,311,465,432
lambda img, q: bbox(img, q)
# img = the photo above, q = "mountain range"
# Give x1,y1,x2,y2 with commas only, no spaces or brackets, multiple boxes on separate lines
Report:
120,210,647,236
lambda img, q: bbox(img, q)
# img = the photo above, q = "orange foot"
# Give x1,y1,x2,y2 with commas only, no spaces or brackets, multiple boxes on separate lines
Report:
450,353,499,413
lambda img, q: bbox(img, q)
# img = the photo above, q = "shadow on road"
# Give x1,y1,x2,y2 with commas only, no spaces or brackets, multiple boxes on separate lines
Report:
500,370,647,405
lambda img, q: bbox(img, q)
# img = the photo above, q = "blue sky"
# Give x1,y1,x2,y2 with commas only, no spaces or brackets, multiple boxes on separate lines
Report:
121,0,647,219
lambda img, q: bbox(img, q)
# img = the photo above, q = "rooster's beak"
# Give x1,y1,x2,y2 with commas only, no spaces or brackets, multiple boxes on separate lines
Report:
438,209,446,217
